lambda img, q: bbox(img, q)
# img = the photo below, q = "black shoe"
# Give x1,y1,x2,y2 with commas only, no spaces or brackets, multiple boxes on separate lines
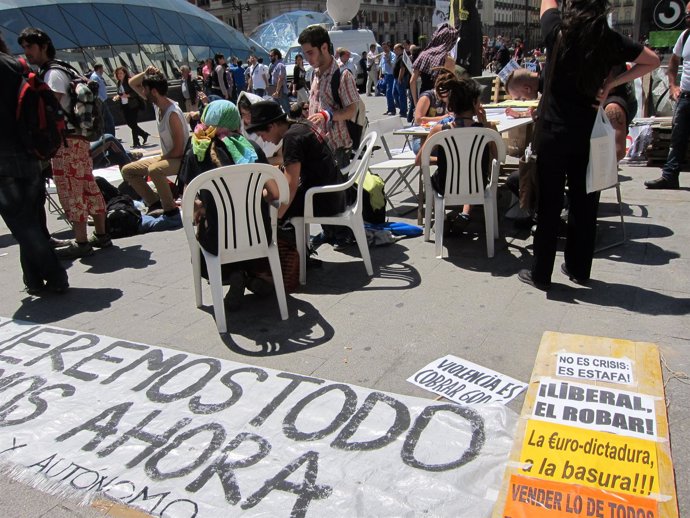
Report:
142,133,149,146
644,177,679,189
224,271,246,311
25,283,44,295
518,269,551,290
49,236,72,249
561,263,589,285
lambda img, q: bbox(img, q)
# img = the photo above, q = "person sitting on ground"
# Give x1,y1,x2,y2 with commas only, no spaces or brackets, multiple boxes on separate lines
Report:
121,66,190,217
246,100,349,222
179,100,272,309
91,134,143,170
415,77,494,223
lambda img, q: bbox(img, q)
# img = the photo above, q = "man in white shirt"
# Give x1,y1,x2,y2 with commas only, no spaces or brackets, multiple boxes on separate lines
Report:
366,43,380,96
121,67,189,216
645,9,690,190
337,47,359,78
250,57,269,97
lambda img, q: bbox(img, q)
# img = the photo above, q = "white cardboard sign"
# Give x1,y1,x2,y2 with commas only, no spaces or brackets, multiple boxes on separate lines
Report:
532,378,657,441
556,352,634,385
0,318,517,518
407,355,527,406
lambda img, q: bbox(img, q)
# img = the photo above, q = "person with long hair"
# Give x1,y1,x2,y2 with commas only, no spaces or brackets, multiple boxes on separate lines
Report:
114,66,149,147
518,0,659,290
292,54,308,103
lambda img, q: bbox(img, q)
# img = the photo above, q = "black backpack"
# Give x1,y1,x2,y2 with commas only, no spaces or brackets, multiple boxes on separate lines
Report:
16,57,67,160
41,60,103,141
106,195,142,238
330,68,367,149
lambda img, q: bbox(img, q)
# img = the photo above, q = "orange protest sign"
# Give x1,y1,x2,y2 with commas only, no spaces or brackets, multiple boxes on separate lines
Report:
503,474,659,518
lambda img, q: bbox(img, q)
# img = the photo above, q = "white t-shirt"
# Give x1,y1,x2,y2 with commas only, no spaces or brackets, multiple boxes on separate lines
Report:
673,31,690,92
43,68,72,112
154,100,189,156
252,63,268,89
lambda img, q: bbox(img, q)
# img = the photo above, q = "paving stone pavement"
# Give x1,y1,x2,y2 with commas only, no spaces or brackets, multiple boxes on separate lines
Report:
0,94,688,516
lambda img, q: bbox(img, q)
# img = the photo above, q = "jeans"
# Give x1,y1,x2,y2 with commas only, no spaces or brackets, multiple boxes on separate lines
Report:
0,173,67,290
662,94,690,180
91,134,133,169
394,79,407,118
384,74,395,113
102,102,116,137
275,92,291,115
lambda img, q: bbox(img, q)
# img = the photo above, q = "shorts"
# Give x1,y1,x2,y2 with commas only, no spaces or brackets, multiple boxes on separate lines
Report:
51,137,106,222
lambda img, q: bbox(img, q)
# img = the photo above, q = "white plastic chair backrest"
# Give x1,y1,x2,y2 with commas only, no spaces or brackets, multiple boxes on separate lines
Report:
366,118,404,158
420,127,507,202
181,164,289,260
344,131,378,215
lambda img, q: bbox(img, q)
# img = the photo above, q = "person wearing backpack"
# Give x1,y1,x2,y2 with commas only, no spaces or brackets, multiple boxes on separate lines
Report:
18,27,112,260
0,32,68,294
298,25,360,170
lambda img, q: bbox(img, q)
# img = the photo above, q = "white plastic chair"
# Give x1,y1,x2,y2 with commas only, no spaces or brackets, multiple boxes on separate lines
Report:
181,164,290,333
419,127,507,258
292,131,378,285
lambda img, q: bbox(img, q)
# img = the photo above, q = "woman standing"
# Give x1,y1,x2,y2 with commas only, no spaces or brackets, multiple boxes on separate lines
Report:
518,0,659,289
292,54,308,103
114,66,149,148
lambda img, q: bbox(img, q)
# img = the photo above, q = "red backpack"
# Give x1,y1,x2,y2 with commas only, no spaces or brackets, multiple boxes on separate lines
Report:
16,57,66,160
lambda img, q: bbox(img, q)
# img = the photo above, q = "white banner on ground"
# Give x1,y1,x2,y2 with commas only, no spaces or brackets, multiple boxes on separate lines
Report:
407,355,527,406
0,318,517,518
532,378,657,441
556,352,634,385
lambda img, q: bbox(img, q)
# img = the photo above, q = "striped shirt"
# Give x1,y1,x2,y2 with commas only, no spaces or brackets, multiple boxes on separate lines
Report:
308,57,359,150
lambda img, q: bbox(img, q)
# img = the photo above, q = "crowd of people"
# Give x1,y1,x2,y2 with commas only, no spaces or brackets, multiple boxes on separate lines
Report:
0,0,673,303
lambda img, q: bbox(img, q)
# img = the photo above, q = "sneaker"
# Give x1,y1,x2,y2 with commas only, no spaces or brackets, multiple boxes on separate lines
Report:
644,176,679,189
56,241,94,259
88,232,112,248
142,133,149,146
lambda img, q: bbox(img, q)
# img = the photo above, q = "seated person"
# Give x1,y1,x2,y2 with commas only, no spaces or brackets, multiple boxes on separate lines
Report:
121,67,189,217
178,100,271,309
416,78,493,222
237,91,282,165
246,100,349,222
411,69,455,153
504,68,541,119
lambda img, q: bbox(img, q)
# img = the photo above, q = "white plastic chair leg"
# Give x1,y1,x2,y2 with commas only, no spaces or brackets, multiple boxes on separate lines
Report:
267,247,289,320
424,183,433,242
351,222,374,276
191,248,203,308
204,252,227,333
292,218,308,285
434,196,445,258
483,199,495,258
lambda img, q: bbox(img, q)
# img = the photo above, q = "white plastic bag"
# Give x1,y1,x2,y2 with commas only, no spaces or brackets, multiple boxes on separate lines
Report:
586,107,619,193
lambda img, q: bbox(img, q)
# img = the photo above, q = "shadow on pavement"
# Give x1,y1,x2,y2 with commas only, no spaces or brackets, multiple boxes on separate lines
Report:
220,297,334,356
13,287,123,323
547,281,690,315
79,245,156,273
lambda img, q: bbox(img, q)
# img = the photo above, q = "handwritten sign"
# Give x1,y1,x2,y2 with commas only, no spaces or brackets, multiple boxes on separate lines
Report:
407,355,527,406
0,318,517,518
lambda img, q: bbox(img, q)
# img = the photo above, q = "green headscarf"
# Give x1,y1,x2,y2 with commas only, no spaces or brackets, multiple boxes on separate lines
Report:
192,100,258,164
